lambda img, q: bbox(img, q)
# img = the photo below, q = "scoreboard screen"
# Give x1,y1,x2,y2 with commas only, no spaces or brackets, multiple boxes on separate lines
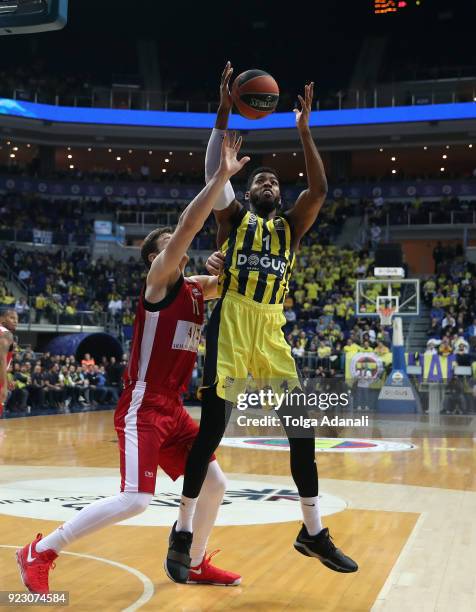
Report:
374,0,411,14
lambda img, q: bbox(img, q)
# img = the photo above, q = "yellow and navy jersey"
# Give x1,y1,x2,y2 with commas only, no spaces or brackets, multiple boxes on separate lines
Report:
217,209,296,305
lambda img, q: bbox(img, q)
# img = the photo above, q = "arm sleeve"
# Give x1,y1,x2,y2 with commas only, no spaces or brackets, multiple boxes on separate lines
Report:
205,128,236,210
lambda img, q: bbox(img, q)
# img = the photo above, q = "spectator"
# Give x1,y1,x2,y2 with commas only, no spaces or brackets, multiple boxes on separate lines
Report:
29,364,46,412
15,297,30,323
81,353,95,368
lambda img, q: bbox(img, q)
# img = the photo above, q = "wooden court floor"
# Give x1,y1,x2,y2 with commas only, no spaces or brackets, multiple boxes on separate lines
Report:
0,410,475,611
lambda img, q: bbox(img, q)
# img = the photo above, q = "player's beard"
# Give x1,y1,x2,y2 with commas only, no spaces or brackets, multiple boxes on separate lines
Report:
250,193,279,217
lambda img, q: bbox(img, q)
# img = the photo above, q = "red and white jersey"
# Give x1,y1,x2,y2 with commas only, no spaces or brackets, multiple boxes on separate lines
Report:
0,323,14,373
124,276,204,394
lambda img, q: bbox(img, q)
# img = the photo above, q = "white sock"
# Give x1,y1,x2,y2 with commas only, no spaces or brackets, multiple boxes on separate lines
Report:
36,492,152,553
300,496,323,536
190,461,226,567
176,495,198,533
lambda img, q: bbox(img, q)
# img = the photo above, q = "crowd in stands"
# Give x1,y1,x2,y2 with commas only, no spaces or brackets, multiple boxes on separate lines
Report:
5,351,126,415
0,64,105,106
365,195,476,227
423,252,476,359
0,245,209,327
281,244,390,376
0,193,95,245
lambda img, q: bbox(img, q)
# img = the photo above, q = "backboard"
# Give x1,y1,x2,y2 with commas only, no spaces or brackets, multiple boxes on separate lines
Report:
356,278,420,322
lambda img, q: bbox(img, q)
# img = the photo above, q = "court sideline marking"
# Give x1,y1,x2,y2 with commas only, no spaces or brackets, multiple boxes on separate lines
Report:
0,544,155,612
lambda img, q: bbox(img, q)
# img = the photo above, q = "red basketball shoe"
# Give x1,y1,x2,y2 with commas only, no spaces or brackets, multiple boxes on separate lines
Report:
187,550,241,586
16,534,57,594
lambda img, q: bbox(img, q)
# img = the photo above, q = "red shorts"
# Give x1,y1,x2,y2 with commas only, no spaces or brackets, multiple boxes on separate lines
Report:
114,382,214,494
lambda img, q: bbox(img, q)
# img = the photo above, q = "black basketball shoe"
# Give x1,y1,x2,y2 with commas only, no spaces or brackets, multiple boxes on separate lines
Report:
164,522,192,583
294,525,358,573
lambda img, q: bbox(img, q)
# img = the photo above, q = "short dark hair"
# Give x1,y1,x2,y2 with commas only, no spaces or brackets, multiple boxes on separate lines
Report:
140,226,173,268
246,166,279,191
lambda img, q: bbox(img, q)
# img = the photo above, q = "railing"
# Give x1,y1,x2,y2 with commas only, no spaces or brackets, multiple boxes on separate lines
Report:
386,210,476,226
5,76,476,112
0,228,92,247
117,210,180,227
0,256,28,294
17,305,109,331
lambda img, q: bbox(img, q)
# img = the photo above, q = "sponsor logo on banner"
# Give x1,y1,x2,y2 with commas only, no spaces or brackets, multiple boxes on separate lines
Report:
379,387,415,400
0,476,346,525
221,437,416,453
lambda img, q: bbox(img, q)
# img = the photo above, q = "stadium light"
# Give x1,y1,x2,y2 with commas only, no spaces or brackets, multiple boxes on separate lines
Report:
299,172,304,177
69,164,74,169
13,146,18,151
423,146,428,150
169,151,173,155
128,149,132,154
88,147,92,152
116,156,121,161
391,169,397,174
67,154,72,159
165,158,170,163
9,153,15,158
189,152,193,156
391,156,396,161
440,167,445,172
162,168,166,173
469,144,473,148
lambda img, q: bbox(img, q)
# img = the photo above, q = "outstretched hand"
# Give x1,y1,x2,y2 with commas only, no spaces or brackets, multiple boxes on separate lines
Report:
294,82,314,132
219,61,234,111
218,131,250,178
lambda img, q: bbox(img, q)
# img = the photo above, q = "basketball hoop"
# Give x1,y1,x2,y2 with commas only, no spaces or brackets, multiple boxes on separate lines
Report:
378,306,395,326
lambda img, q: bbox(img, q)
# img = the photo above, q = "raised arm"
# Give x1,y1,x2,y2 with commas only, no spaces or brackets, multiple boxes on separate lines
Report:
147,133,249,287
284,82,328,247
205,62,244,244
0,331,12,404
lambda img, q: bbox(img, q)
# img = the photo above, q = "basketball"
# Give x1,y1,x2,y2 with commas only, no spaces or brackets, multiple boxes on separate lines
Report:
231,69,279,119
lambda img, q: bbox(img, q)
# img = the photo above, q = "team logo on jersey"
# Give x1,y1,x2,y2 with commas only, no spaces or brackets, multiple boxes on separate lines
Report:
236,251,287,279
274,218,285,230
248,213,258,224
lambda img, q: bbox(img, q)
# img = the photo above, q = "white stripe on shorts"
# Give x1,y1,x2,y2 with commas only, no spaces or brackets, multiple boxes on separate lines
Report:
123,382,146,492
138,311,160,381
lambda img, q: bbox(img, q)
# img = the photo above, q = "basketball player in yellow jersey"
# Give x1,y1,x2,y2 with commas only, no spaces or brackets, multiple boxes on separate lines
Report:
166,62,357,582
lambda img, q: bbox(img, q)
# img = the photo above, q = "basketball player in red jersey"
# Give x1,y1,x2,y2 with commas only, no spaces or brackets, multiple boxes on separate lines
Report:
16,133,250,594
0,307,18,417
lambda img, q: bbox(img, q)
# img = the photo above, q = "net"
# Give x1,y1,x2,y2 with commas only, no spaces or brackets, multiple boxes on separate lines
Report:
378,306,395,326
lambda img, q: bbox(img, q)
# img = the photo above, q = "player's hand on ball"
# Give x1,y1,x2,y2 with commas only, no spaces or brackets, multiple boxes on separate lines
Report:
218,131,250,178
219,61,233,111
206,251,225,276
294,81,314,131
